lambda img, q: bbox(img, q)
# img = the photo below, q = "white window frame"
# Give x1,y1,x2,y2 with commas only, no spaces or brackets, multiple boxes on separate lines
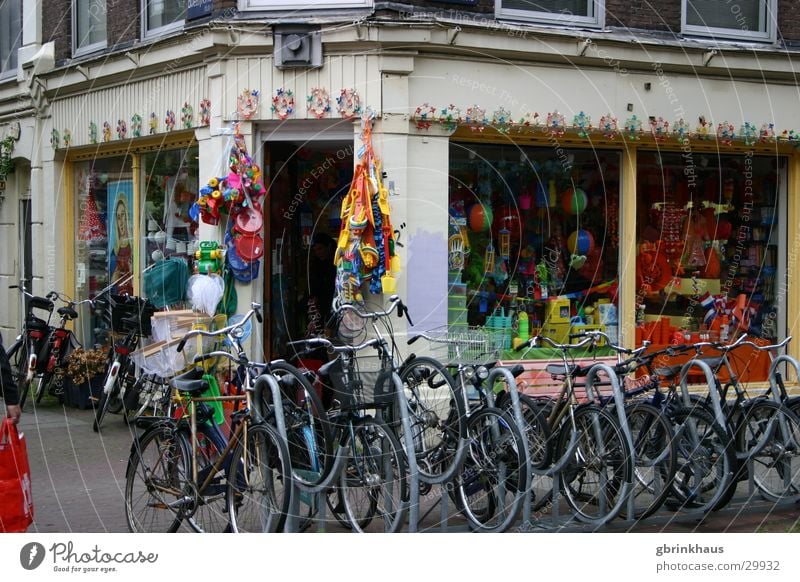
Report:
0,0,21,81
239,0,372,11
681,0,777,42
496,0,604,28
142,0,186,39
72,0,108,57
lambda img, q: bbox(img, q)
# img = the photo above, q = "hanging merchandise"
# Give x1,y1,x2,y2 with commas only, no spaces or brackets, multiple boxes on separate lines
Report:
216,265,239,316
77,194,107,242
143,256,189,309
187,273,225,316
195,240,224,274
334,111,399,301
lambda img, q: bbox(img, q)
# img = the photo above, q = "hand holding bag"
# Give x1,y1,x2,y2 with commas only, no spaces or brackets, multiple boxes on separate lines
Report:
0,418,34,532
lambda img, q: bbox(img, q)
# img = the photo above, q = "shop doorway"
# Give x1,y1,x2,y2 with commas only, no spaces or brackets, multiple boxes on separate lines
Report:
265,141,353,359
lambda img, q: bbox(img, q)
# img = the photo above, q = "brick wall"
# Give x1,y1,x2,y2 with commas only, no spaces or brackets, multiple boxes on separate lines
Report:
107,0,140,49
606,0,680,33
42,0,71,63
778,0,800,42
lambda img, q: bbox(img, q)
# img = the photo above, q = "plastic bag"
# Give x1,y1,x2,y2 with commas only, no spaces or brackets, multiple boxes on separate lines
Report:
187,274,225,316
0,419,34,532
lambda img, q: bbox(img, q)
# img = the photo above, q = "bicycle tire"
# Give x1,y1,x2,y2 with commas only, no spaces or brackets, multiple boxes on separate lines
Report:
340,417,407,533
454,407,528,532
667,405,736,513
554,404,633,526
227,423,292,533
125,423,190,533
265,361,334,488
619,402,677,520
9,341,33,411
736,400,800,503
395,356,467,485
93,356,127,432
34,371,51,404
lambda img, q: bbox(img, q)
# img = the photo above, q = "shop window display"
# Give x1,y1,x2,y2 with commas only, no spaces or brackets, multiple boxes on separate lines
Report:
635,152,785,381
74,156,133,347
448,143,620,360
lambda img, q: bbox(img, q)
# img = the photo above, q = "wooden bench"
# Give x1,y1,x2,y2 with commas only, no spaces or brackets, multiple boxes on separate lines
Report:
499,356,618,402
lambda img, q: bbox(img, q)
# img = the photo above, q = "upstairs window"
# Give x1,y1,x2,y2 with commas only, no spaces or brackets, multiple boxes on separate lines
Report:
0,0,21,79
144,0,186,38
239,0,372,10
497,0,603,27
74,0,108,56
683,0,776,42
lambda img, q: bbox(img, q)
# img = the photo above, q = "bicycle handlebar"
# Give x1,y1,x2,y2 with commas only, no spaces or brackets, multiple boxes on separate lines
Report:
177,304,262,352
407,332,485,346
335,295,414,326
288,336,383,354
516,334,595,352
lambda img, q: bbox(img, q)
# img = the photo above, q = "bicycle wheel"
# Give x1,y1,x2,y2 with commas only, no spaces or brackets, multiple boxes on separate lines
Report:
93,356,128,432
667,405,736,513
619,402,676,520
227,423,292,533
395,356,467,484
267,361,333,488
340,418,407,533
555,405,633,526
180,427,231,533
34,371,52,404
125,424,191,533
9,341,33,411
736,401,800,503
454,407,528,532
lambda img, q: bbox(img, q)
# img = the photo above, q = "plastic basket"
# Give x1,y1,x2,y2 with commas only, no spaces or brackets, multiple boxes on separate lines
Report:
421,326,499,365
132,332,219,376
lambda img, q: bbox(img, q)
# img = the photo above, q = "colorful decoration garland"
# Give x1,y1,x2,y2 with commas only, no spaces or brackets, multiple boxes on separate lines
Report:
89,122,98,144
307,87,331,119
102,122,111,142
572,111,592,137
438,104,462,132
237,89,260,120
465,105,487,132
271,88,294,120
412,102,437,130
199,99,211,126
336,88,361,119
545,111,566,137
50,129,60,149
650,117,669,142
149,112,158,134
598,113,617,139
63,129,72,148
181,102,193,128
165,110,176,131
131,114,142,138
491,107,512,133
117,119,127,139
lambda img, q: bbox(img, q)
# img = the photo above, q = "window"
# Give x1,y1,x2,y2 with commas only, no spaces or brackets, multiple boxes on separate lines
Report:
0,0,21,79
239,0,372,10
682,0,776,42
143,0,186,37
497,0,603,27
73,0,107,55
448,143,621,359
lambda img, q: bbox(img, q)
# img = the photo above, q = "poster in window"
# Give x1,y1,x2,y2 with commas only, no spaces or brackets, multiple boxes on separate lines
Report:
107,180,134,295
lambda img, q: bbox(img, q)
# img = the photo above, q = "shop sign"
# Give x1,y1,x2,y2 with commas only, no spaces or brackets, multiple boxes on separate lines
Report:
187,0,213,20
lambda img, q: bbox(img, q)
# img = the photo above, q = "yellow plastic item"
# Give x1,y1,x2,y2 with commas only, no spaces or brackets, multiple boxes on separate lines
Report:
391,255,401,274
381,274,397,294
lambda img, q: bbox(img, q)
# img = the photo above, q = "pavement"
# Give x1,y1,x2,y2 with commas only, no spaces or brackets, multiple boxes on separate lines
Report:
13,397,800,534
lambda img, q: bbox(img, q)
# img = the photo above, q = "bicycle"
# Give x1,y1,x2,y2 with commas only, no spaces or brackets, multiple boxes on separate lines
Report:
124,305,293,533
515,334,634,526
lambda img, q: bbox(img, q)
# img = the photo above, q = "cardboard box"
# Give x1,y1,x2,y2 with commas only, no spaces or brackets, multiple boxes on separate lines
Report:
544,298,571,325
541,322,570,344
570,324,607,345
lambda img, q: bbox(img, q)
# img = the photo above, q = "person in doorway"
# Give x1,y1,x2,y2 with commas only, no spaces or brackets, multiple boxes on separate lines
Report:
307,232,337,336
0,334,21,425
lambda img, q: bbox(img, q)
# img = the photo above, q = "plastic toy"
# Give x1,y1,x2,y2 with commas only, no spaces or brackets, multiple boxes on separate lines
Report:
196,241,224,274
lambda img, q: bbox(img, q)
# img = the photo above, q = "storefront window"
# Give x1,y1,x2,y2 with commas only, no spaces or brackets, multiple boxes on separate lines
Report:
141,146,199,279
448,143,621,360
74,156,133,347
635,151,786,380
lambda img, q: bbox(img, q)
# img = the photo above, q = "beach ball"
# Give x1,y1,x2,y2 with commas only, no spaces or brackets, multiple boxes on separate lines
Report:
567,229,595,255
561,187,588,215
469,203,493,232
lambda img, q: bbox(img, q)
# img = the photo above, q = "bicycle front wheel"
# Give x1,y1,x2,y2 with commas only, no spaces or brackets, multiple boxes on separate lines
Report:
736,401,800,503
555,405,633,526
227,423,292,533
125,424,191,533
340,418,407,533
455,407,528,532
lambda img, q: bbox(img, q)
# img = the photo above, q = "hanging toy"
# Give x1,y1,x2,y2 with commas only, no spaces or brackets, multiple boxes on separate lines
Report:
196,240,224,274
499,222,511,259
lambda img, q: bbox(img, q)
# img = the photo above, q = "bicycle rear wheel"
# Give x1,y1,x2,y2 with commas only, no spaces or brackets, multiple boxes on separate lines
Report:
667,405,736,513
736,401,800,503
227,423,292,533
396,356,467,484
619,402,676,520
125,424,190,533
340,418,407,533
9,341,33,411
555,405,633,526
454,407,528,532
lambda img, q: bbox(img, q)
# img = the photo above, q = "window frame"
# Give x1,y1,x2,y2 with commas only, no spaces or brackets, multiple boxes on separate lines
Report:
681,0,777,43
141,0,186,40
495,0,604,28
72,0,108,58
0,0,22,81
238,0,373,11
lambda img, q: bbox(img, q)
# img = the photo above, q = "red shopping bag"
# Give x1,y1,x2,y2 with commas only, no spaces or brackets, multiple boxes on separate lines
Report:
0,418,34,532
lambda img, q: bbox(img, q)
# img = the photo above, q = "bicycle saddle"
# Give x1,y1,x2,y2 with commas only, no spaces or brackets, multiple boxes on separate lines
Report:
30,296,54,312
318,358,340,378
170,367,209,396
546,363,590,377
696,356,724,370
58,306,79,320
653,364,682,379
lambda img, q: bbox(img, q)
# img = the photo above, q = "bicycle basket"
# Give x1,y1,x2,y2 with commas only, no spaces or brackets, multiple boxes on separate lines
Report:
422,326,498,365
106,294,156,336
324,353,394,410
